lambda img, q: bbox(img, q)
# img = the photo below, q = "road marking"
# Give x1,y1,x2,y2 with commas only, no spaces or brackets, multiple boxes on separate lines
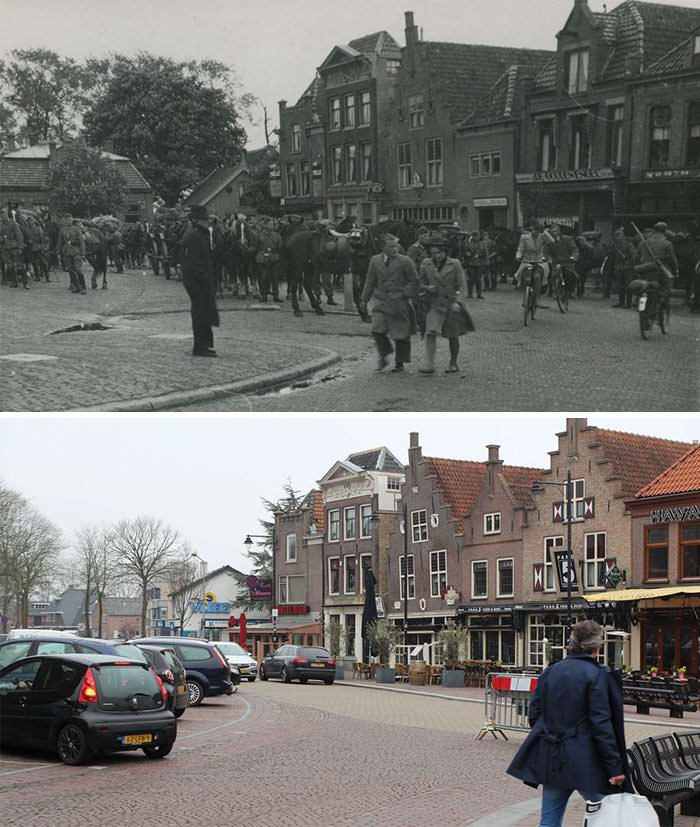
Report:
0,353,58,362
177,696,252,741
0,763,62,777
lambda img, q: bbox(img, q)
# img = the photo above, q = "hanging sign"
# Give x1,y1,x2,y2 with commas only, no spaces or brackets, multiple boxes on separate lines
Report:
553,550,579,592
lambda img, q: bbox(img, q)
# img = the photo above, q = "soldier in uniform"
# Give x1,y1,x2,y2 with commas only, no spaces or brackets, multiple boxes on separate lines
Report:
59,215,87,293
407,226,430,270
359,233,419,373
418,235,471,375
255,216,283,302
634,221,679,299
181,204,219,356
546,224,579,298
463,230,487,299
0,210,28,289
610,228,636,308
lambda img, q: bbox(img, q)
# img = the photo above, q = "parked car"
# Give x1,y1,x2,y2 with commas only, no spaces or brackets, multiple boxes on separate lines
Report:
0,636,149,671
0,653,177,764
259,645,336,685
134,644,189,718
131,637,238,706
215,641,258,682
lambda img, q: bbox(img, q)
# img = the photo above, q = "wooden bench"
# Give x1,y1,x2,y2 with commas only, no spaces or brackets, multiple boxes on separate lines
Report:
628,735,700,826
623,679,698,719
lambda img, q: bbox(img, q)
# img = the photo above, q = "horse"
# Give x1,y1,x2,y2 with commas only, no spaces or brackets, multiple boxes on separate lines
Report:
83,225,108,289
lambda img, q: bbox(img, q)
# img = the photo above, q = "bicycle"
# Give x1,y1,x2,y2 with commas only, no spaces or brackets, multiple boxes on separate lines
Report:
638,280,669,339
519,263,539,326
551,262,578,313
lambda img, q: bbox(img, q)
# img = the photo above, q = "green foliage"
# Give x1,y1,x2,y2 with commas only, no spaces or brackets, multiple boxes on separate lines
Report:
366,619,402,665
437,622,468,665
83,53,250,204
47,142,126,218
241,144,281,216
327,616,344,658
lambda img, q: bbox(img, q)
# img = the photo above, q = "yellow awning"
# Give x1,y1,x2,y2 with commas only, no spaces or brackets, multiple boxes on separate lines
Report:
584,585,700,603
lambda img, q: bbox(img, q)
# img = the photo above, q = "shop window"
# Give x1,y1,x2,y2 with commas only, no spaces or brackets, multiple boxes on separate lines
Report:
408,94,424,129
344,555,356,593
680,523,700,580
529,614,571,666
411,509,428,542
399,554,415,599
328,508,340,541
544,536,564,591
328,557,340,594
538,119,557,172
426,138,443,186
430,550,447,597
649,106,672,169
566,49,589,94
497,558,514,597
398,143,412,189
584,532,606,588
687,102,700,167
472,560,487,598
607,105,624,167
484,512,501,535
645,525,669,581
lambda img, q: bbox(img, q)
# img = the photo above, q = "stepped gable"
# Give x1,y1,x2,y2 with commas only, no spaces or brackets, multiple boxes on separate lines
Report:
591,427,693,495
635,443,700,498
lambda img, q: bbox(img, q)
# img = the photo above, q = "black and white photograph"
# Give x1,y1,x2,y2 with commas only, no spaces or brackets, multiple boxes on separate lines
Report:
1,0,698,411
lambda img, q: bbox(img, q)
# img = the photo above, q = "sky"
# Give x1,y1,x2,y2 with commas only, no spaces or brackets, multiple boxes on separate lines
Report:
2,0,696,148
0,414,697,580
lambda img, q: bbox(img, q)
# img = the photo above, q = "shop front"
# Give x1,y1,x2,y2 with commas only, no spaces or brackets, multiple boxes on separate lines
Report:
621,173,700,234
521,599,589,668
458,605,516,666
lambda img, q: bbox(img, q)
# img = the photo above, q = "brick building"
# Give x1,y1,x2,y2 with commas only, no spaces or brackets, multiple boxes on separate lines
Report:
626,443,700,674
521,418,692,668
89,597,141,640
183,162,248,218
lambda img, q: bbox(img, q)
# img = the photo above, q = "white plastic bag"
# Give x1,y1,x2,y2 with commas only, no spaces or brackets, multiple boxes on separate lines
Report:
583,793,659,827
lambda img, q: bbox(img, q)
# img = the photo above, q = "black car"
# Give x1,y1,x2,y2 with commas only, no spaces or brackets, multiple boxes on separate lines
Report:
134,644,189,719
0,653,177,765
259,645,335,685
131,637,239,706
0,636,149,670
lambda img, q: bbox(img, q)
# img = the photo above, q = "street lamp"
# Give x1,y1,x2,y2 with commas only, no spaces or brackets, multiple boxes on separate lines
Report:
531,470,575,646
400,503,409,667
244,532,276,648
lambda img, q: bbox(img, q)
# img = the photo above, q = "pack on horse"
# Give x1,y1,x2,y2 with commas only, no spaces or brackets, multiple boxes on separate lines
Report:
83,224,109,289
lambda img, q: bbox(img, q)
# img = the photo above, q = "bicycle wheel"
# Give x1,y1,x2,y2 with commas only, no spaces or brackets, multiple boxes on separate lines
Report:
523,286,530,326
530,285,536,320
554,273,566,313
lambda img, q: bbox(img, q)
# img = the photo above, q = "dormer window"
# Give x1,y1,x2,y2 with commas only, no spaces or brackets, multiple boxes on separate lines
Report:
566,49,589,94
694,34,700,55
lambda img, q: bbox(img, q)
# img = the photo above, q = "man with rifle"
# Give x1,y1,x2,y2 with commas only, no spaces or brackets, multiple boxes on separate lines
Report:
632,221,679,301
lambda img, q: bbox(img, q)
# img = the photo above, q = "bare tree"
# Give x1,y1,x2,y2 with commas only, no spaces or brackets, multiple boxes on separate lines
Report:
72,524,122,637
92,526,121,638
167,546,202,634
108,516,181,634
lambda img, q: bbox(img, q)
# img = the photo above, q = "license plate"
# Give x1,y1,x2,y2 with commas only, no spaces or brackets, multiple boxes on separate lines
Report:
312,662,325,668
177,685,186,694
638,296,647,312
121,734,152,745
240,668,248,674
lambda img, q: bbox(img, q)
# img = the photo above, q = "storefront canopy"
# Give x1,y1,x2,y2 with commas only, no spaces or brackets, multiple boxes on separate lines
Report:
584,585,700,603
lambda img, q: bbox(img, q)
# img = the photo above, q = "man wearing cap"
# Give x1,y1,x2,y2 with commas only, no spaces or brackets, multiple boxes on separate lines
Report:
634,221,678,299
546,224,579,299
610,228,636,308
463,230,487,299
0,210,29,289
58,214,87,294
181,204,219,356
418,235,471,374
360,233,419,372
255,216,283,302
407,226,430,270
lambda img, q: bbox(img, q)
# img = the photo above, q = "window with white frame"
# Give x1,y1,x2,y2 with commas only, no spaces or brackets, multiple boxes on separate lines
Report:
285,534,297,563
387,476,401,491
360,143,372,181
399,554,415,599
585,532,607,588
330,97,341,129
430,550,447,597
278,574,305,604
285,163,297,197
537,119,557,172
344,506,356,540
359,91,371,125
411,509,428,542
470,152,502,177
426,138,443,186
386,59,400,75
360,553,373,591
345,144,357,183
344,555,356,593
344,94,356,128
408,94,424,128
472,560,487,598
300,162,311,196
328,557,340,594
566,49,589,93
331,146,342,184
497,558,514,597
398,142,412,189
484,512,501,535
360,504,372,538
544,536,564,591
291,124,302,152
328,509,340,541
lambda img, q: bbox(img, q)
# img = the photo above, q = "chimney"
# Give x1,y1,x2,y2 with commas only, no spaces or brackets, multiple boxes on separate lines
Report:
408,431,422,471
566,417,588,458
486,445,502,495
404,11,419,47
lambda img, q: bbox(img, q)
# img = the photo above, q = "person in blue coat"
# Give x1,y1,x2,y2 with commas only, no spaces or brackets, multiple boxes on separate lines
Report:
506,620,629,827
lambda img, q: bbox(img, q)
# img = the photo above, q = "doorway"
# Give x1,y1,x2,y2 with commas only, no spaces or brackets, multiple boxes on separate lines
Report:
642,622,699,674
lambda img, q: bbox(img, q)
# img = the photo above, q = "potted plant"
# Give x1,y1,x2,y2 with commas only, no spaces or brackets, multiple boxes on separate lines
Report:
674,666,687,681
438,622,468,687
366,619,402,683
327,616,345,679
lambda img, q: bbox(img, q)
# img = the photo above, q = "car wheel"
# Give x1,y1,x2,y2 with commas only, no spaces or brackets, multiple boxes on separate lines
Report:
57,723,93,765
324,679,334,685
247,677,256,682
143,742,173,759
174,707,186,718
259,665,268,681
299,677,308,684
186,679,204,706
281,666,292,684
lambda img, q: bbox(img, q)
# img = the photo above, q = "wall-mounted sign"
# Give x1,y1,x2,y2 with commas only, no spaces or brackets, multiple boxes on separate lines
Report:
516,168,614,184
473,197,508,208
650,504,700,524
204,619,230,628
465,605,512,614
277,604,309,615
189,600,232,613
375,595,385,618
246,574,272,601
643,169,700,180
554,550,579,593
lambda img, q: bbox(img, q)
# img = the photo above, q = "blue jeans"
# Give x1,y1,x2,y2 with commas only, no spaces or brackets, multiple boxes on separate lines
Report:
540,786,603,827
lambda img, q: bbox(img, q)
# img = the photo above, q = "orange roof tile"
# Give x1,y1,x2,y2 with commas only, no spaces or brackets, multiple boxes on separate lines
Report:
591,428,693,494
312,490,325,533
502,464,548,507
636,443,700,498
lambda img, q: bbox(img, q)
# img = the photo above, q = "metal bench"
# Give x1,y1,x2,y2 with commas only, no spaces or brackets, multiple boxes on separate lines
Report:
623,680,698,718
675,732,700,772
628,736,700,826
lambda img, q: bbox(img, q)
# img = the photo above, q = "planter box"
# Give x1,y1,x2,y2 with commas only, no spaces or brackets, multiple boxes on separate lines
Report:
375,667,395,684
335,663,345,679
441,668,465,688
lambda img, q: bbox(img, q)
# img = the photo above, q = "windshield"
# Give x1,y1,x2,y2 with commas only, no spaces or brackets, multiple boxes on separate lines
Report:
299,647,331,659
112,643,148,663
216,642,248,657
95,664,163,711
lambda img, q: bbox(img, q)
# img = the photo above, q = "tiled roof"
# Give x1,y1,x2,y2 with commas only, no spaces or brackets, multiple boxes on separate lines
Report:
349,31,401,56
102,597,141,615
425,457,486,531
502,464,548,508
591,428,693,494
635,443,700,498
643,34,694,74
534,54,557,92
419,42,553,122
313,490,325,532
183,163,245,207
346,446,404,474
464,64,540,126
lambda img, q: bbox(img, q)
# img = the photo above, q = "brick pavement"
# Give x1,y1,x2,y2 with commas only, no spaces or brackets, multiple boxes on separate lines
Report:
1,681,698,826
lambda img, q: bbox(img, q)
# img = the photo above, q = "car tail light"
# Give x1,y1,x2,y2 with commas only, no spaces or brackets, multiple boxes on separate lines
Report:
213,647,228,667
164,669,175,682
327,659,336,666
78,667,98,703
293,658,308,664
156,674,168,701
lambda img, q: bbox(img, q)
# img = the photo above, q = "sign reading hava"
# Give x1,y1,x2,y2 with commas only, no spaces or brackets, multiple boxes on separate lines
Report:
650,504,700,524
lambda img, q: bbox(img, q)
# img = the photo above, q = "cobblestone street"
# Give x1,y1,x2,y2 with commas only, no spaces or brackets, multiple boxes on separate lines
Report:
1,268,698,411
1,679,698,827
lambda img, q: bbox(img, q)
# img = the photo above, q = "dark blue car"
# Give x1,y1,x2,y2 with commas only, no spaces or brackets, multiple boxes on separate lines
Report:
0,636,149,671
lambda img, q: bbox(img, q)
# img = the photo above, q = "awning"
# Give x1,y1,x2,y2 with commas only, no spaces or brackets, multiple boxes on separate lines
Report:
584,585,700,604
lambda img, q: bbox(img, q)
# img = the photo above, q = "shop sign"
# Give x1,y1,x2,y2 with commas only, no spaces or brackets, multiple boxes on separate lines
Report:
204,619,231,628
643,169,700,180
650,504,700,524
277,604,309,615
188,600,232,613
473,197,508,208
525,601,587,611
375,594,385,618
465,605,512,614
516,168,614,184
246,574,272,601
554,551,579,592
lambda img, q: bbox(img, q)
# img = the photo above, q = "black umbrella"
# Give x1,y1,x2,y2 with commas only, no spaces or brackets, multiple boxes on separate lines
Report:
361,567,378,662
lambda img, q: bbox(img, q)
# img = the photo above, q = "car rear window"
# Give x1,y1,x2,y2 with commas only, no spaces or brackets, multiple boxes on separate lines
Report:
0,641,32,668
95,664,163,711
299,647,331,659
177,644,212,661
217,642,247,656
111,643,148,663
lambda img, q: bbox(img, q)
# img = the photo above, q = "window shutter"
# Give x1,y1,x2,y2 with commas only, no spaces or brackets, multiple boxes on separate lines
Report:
553,502,564,523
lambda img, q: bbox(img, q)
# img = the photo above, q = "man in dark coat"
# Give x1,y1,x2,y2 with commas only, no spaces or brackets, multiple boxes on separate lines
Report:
507,620,628,827
181,205,220,357
359,233,418,373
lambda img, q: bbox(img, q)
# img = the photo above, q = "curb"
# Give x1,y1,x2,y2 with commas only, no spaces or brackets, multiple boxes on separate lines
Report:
77,348,341,412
